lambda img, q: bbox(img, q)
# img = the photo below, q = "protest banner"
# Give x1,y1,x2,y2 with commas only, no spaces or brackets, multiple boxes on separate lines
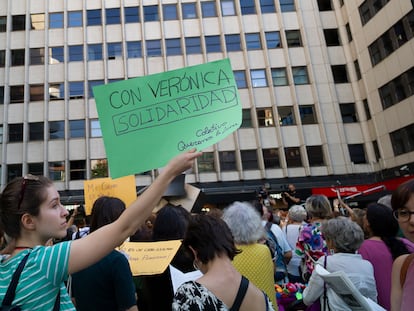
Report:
83,175,137,215
119,240,182,276
93,58,242,178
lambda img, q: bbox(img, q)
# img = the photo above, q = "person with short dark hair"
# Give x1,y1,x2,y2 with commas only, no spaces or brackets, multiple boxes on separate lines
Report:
282,184,301,209
173,214,275,311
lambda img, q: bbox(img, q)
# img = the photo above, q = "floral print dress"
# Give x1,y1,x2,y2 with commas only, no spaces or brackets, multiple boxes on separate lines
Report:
295,222,328,280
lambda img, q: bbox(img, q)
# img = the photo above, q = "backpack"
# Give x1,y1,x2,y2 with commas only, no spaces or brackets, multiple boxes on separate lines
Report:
264,222,287,280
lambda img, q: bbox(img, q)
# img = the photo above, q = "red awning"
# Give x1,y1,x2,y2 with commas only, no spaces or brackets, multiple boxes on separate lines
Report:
311,175,414,199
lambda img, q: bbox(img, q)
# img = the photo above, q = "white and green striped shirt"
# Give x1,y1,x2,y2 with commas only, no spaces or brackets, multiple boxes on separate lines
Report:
0,242,75,310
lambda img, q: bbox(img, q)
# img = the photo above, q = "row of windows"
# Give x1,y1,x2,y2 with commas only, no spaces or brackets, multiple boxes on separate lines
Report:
390,123,414,156
0,30,301,68
378,67,414,109
359,0,390,25
368,10,414,66
0,0,296,32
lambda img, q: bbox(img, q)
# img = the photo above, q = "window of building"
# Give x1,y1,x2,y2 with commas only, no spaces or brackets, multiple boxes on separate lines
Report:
250,69,267,87
9,124,23,142
324,29,340,46
245,33,262,50
265,31,281,48
240,0,256,14
70,160,86,180
127,41,141,58
299,105,317,124
69,81,84,99
185,37,201,54
7,164,22,182
30,84,44,101
107,42,123,59
285,147,302,167
144,5,159,22
354,60,362,80
49,12,64,28
125,6,140,23
363,99,372,120
278,106,296,125
88,44,103,61
91,159,109,178
219,151,236,171
87,9,102,26
29,122,44,141
390,123,414,156
340,103,358,123
221,0,236,16
10,85,24,103
0,16,6,32
146,39,162,56
348,144,367,164
0,125,3,143
280,0,295,12
262,148,280,168
241,150,259,170
241,109,252,127
345,23,353,42
11,49,25,66
68,11,82,27
234,70,247,89
28,162,44,176
182,3,197,19
271,68,288,86
49,161,65,181
69,120,85,138
68,45,83,62
30,13,45,30
257,108,274,127
106,8,120,24
260,0,276,13
197,152,215,172
49,83,64,101
307,146,325,166
0,50,5,67
331,65,349,83
0,86,4,104
163,4,178,20
378,67,413,109
317,0,333,11
88,80,104,98
359,0,390,25
368,41,381,66
292,66,309,85
286,30,302,47
49,121,65,139
166,38,182,56
205,35,221,53
12,15,26,31
225,34,242,52
90,119,102,137
201,2,217,17
372,140,381,161
30,48,45,65
49,46,64,64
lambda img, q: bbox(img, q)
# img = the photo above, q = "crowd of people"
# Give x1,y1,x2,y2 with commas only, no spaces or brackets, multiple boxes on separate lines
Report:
0,149,413,311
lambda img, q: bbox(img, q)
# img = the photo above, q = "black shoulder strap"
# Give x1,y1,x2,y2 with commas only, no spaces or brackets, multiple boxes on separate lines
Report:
2,252,30,306
229,276,249,311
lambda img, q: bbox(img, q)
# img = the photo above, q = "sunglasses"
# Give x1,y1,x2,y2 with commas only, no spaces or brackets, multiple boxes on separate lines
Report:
17,174,40,210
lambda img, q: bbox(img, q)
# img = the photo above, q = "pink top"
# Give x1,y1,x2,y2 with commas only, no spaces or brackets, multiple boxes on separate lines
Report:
401,255,414,311
358,238,414,310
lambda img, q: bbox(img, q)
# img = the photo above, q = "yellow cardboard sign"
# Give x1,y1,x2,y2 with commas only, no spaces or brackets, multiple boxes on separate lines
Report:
83,175,137,215
119,240,182,276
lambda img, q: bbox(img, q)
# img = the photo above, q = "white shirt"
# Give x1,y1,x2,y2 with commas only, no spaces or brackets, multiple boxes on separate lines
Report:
284,223,303,276
303,253,378,311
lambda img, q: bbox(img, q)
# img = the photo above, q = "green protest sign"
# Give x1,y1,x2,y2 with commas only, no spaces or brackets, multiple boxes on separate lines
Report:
93,58,242,178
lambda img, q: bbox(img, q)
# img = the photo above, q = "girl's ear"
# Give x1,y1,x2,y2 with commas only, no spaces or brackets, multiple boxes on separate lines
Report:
21,213,36,230
188,245,198,259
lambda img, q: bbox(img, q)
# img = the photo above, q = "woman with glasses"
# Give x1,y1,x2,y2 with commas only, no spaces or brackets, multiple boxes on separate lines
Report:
390,178,414,311
358,202,414,310
0,150,201,310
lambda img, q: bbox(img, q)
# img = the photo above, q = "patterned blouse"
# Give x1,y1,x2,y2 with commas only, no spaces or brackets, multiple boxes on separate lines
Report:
172,281,275,311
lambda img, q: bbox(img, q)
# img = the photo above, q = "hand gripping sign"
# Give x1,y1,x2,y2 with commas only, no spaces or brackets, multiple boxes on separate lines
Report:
93,58,242,178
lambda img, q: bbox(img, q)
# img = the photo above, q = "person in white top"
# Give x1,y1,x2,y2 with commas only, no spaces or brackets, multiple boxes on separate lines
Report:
303,217,378,311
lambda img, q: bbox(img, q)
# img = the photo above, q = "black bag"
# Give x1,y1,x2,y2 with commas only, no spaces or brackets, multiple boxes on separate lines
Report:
1,252,60,311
